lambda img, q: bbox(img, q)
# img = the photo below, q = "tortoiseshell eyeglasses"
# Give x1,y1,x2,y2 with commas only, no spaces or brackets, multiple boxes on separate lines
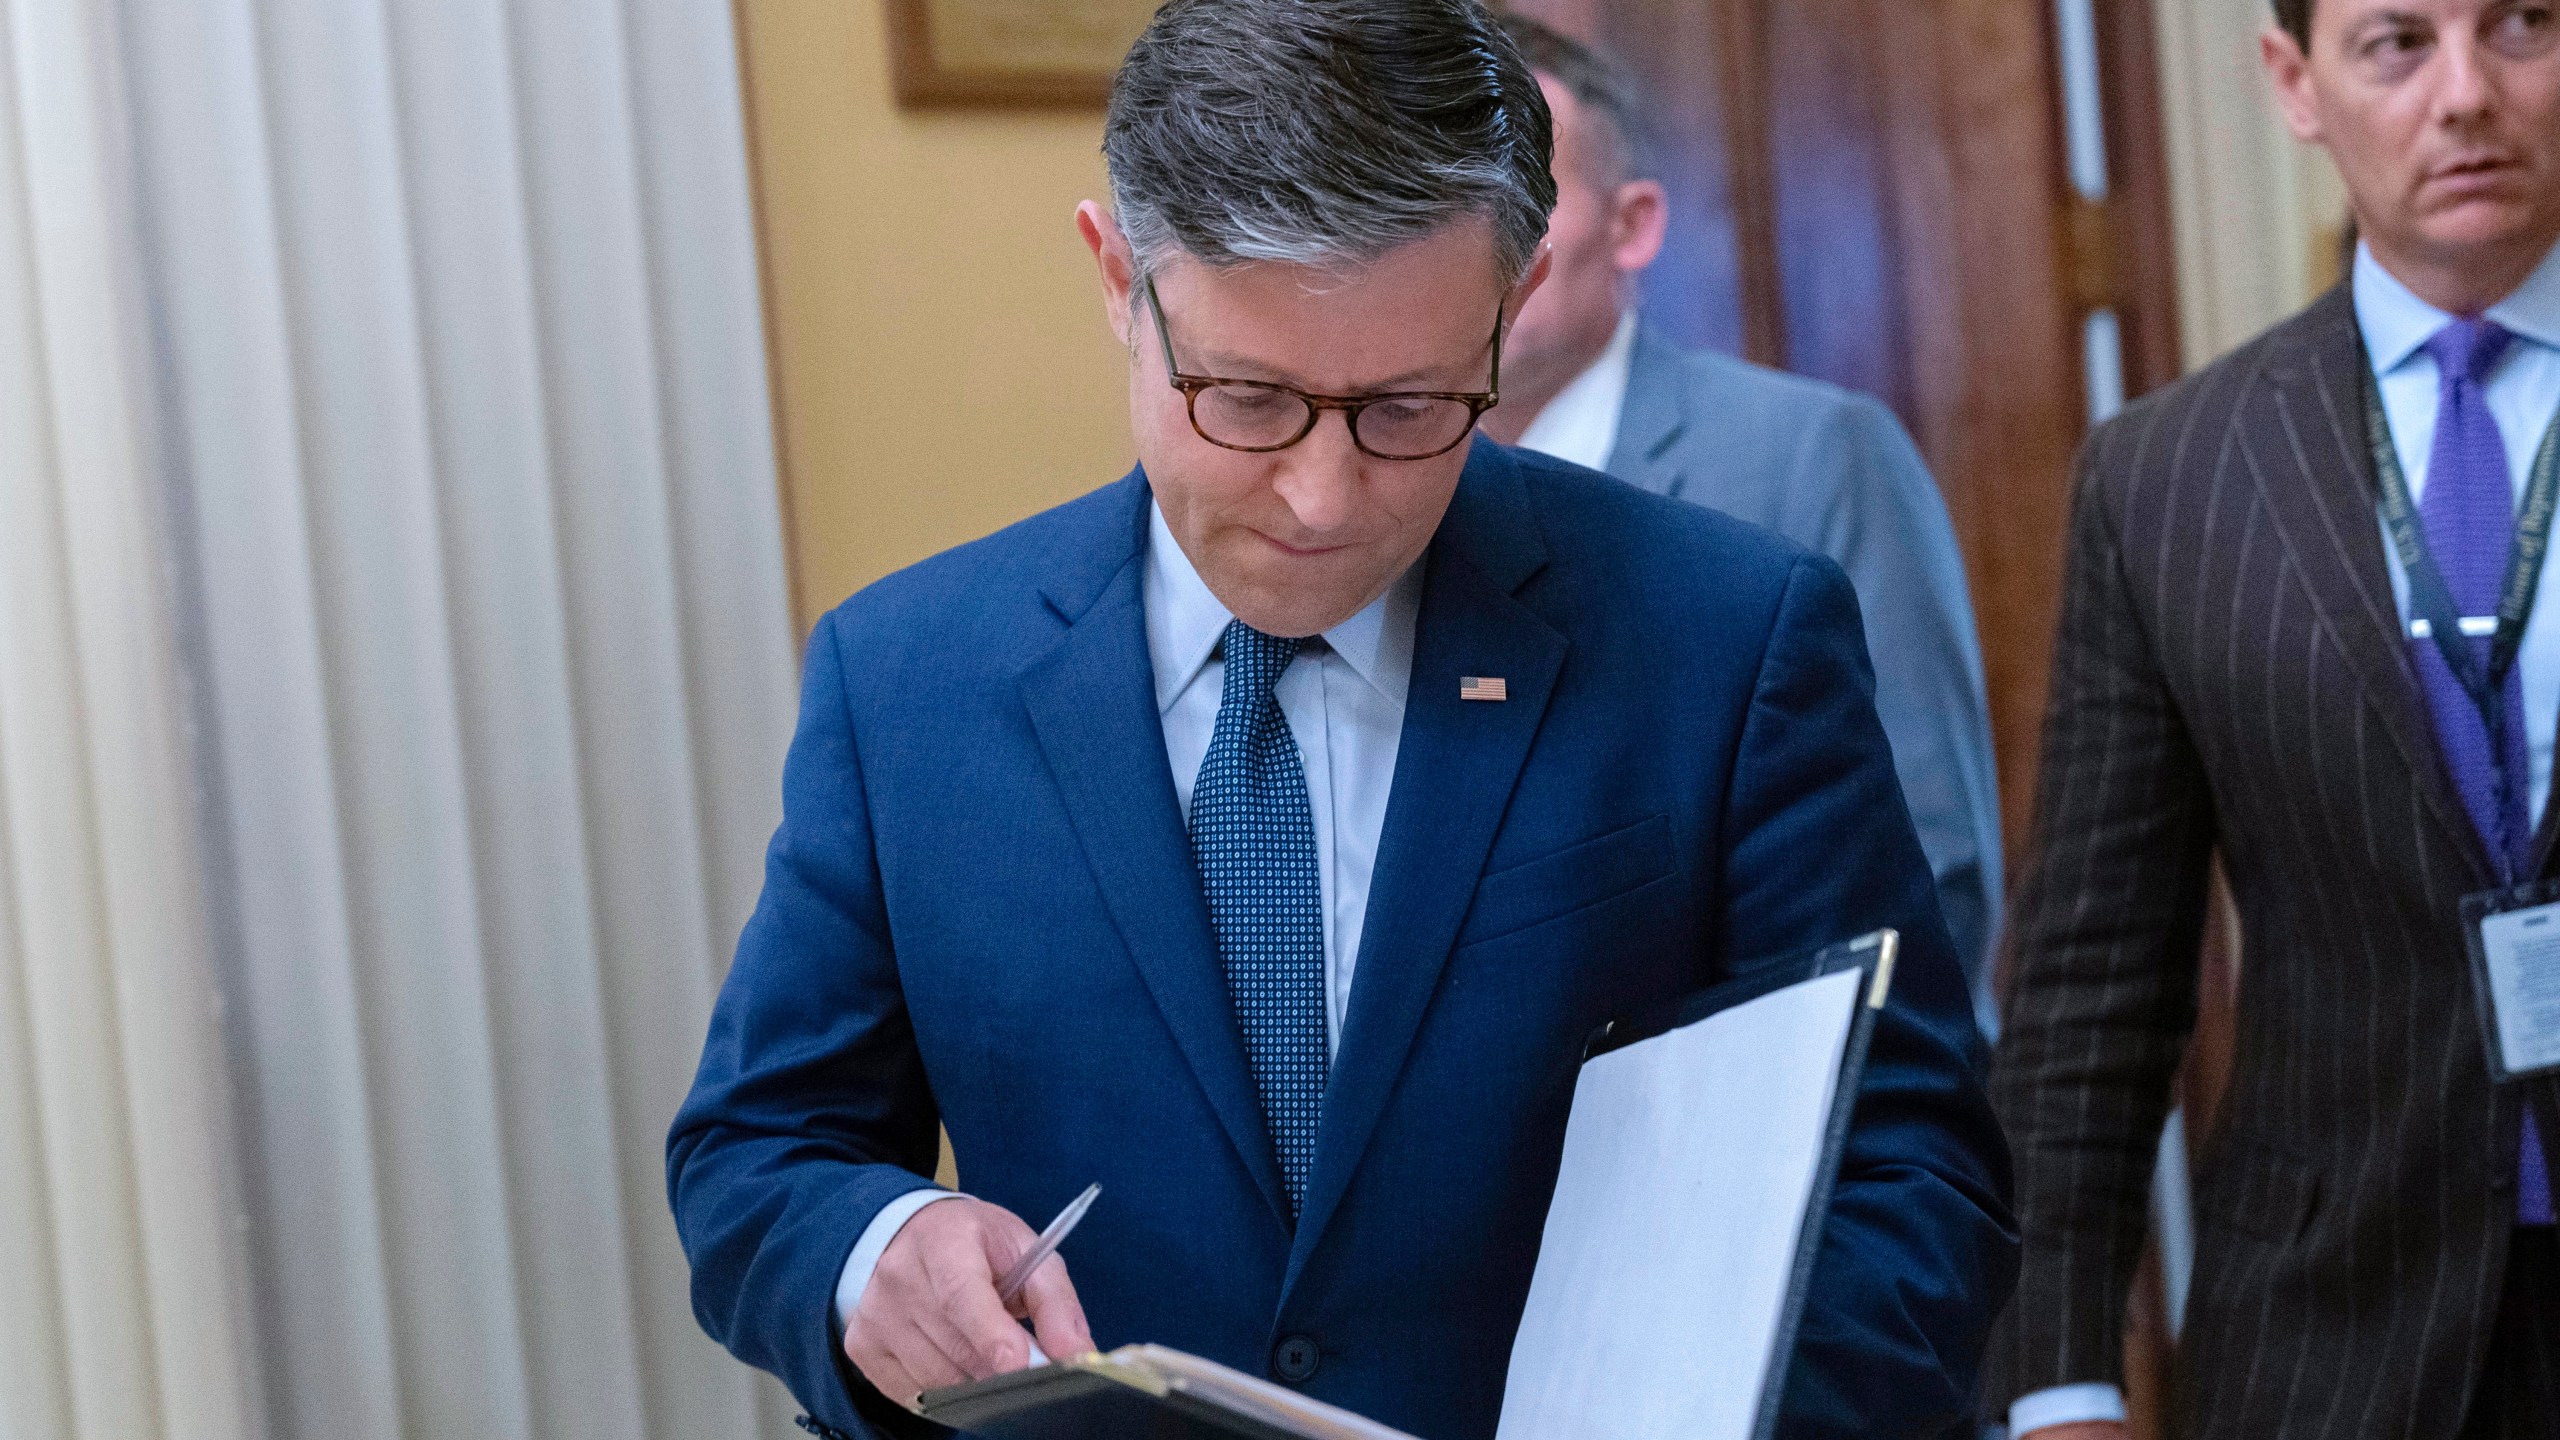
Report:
1143,276,1503,462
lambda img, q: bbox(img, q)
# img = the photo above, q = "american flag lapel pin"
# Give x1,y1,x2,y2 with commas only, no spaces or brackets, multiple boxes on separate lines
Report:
1460,676,1509,703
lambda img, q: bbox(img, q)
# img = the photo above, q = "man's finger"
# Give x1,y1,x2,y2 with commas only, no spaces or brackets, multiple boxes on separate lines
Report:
854,1275,967,1383
855,1354,922,1413
1014,1254,1096,1359
907,1287,998,1386
849,1257,977,1400
925,1237,1034,1375
879,1305,984,1404
845,1325,939,1413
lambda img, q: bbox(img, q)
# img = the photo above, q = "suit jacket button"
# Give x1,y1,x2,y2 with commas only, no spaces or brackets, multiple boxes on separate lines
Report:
1272,1333,1321,1383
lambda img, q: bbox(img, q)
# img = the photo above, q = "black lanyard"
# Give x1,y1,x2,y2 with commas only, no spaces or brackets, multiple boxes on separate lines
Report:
2362,343,2560,875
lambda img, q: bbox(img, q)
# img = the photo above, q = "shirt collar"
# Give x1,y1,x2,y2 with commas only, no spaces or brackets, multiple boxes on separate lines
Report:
2356,237,2560,376
1143,500,1420,714
1514,309,1640,472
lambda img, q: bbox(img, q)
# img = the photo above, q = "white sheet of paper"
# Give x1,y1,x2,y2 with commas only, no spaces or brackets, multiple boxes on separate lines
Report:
2479,902,2560,1074
1494,967,1864,1440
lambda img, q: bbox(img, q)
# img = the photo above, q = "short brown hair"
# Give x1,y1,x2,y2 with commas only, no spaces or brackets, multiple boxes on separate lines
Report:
2274,0,2312,49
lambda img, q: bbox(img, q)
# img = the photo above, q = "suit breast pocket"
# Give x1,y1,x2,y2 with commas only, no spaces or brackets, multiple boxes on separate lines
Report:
1453,814,1678,951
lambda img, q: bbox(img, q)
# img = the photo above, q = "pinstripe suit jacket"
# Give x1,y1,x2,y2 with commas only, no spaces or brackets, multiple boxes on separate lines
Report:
1987,287,2552,1435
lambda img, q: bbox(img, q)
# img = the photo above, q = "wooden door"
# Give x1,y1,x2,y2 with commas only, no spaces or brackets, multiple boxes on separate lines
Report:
1501,0,2181,901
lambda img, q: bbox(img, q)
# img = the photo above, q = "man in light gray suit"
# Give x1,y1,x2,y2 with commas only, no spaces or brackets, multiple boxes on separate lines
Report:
1483,13,2005,1032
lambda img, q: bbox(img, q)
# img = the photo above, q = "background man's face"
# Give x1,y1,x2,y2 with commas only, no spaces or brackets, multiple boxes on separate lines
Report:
2270,0,2560,283
1499,76,1666,407
1081,213,1537,638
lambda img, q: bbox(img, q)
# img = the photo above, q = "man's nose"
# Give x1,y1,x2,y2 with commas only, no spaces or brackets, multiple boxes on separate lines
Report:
2435,27,2497,126
1270,413,1364,534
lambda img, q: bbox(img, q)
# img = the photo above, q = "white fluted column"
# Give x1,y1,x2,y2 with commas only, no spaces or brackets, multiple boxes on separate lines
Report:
0,2,264,1438
113,0,802,1434
1,0,799,1436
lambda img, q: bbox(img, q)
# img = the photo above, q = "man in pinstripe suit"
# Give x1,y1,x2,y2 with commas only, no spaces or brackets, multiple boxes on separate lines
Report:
1992,0,2560,1436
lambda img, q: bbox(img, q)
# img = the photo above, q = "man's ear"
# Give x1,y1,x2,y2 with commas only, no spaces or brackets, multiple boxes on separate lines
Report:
1609,179,1669,275
1510,240,1556,321
1077,200,1138,347
2260,25,2324,145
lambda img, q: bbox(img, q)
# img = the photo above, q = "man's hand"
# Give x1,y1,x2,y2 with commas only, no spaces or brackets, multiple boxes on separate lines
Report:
843,1197,1096,1409
2021,1426,2130,1440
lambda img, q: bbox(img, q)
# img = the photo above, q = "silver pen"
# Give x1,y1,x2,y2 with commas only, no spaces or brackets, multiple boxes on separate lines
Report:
995,1182,1101,1304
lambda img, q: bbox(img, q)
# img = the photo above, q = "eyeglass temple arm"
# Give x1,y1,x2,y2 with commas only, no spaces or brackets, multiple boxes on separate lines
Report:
1144,276,1184,380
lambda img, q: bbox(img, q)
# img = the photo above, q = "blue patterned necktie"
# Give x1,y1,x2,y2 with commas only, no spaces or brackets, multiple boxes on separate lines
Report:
2413,319,2531,870
1190,620,1327,1217
2406,317,2553,1225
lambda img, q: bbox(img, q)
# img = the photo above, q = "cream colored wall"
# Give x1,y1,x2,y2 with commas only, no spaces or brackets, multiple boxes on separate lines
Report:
2151,0,2350,371
737,0,1136,629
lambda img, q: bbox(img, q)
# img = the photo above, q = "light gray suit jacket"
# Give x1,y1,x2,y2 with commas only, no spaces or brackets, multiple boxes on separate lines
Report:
1604,324,2004,1033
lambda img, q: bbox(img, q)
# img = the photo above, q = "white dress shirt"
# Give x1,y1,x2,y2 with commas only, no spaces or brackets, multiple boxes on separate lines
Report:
1515,309,1639,470
833,501,1421,1332
2010,240,2560,1436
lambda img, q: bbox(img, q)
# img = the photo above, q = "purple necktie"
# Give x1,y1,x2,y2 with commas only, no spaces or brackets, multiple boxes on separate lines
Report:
2407,317,2552,1225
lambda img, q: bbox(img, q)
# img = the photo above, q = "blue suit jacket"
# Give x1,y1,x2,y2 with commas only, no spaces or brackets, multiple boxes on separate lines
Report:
1606,327,2006,1036
668,441,2015,1440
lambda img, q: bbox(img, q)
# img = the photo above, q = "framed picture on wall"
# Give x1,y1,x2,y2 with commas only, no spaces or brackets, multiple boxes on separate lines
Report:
886,0,1158,107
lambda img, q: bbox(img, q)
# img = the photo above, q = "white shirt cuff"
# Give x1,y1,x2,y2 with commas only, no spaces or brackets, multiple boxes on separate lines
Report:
2009,1382,2128,1434
834,1189,967,1329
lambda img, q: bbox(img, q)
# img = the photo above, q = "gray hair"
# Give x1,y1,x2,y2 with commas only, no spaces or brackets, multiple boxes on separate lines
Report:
1494,11,1653,185
1103,0,1558,287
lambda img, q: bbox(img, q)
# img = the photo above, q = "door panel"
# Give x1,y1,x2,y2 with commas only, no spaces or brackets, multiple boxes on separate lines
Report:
1767,1,1912,414
1502,0,2176,910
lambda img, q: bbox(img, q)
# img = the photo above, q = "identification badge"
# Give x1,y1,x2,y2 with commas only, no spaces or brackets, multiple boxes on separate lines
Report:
2463,883,2560,1081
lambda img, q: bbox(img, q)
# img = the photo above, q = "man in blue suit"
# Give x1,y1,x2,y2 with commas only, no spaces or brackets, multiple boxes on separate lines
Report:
1480,15,2006,1038
667,4,2013,1438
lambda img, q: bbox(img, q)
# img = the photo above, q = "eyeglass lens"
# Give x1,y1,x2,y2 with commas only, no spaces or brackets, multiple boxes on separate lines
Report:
1190,383,1478,459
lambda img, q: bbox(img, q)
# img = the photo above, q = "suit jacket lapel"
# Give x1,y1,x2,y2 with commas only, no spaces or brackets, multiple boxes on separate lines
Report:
1287,443,1569,1274
1016,475,1292,1228
2535,747,2560,877
1603,323,1690,498
2242,287,2495,883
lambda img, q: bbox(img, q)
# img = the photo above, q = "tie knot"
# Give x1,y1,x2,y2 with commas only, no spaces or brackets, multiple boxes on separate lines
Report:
1220,621,1302,699
2425,317,2517,386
